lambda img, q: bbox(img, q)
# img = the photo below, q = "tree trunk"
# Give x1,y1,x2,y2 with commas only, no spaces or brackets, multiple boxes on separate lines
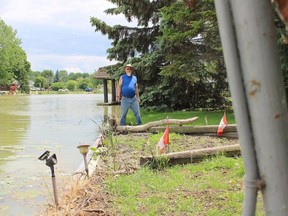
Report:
140,144,241,166
116,117,199,132
149,124,237,134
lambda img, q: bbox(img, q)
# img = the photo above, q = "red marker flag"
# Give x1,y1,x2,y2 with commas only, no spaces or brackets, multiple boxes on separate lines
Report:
275,0,288,24
157,125,169,154
217,113,228,136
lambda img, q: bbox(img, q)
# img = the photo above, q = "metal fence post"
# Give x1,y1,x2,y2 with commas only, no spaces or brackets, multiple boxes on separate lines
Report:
230,0,288,214
214,1,260,215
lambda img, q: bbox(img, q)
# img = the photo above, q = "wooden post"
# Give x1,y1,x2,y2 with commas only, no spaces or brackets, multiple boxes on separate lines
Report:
104,106,108,123
103,80,108,103
112,79,116,103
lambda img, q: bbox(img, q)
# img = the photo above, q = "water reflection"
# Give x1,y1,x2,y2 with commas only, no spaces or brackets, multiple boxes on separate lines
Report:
0,96,30,168
103,104,120,123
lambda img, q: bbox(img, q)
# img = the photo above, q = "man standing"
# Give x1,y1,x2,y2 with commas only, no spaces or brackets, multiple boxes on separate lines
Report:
117,64,142,126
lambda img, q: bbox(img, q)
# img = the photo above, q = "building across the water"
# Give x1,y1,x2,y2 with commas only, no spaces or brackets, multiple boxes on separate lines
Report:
0,80,19,95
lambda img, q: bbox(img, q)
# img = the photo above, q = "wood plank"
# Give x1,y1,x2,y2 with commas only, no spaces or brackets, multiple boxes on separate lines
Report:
140,144,241,166
148,124,237,134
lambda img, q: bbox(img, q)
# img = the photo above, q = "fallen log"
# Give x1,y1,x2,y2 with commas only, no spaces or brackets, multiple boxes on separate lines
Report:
116,117,199,132
149,124,237,136
140,144,241,166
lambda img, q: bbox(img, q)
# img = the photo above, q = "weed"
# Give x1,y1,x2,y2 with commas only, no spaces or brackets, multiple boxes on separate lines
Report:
145,155,170,171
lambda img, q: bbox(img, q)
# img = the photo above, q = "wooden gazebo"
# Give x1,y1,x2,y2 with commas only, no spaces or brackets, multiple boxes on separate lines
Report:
94,68,118,105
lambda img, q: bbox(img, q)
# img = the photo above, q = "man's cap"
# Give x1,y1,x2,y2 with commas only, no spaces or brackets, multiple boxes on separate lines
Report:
124,64,134,68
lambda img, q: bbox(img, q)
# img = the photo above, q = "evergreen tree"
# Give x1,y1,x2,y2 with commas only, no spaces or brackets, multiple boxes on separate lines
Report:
91,0,228,110
54,70,60,83
91,0,174,62
0,18,31,92
153,0,228,109
275,10,288,95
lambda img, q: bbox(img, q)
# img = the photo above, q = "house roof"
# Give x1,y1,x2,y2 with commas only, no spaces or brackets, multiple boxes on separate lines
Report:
94,68,113,80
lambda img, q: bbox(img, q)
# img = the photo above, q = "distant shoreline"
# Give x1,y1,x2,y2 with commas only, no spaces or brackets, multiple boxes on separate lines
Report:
0,91,105,95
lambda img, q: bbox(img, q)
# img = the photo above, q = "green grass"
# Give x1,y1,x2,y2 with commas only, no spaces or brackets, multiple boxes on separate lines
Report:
113,133,238,156
106,156,264,215
125,110,235,126
107,109,259,215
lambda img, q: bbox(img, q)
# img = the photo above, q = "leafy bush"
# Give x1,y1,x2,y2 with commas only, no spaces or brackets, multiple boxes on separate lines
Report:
66,80,77,91
51,82,66,91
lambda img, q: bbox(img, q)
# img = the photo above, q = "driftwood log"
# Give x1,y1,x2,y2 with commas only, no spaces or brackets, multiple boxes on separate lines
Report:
140,144,241,166
149,124,238,137
116,117,199,132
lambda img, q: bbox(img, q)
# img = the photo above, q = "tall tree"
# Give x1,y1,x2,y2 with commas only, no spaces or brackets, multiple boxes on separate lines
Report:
91,0,174,62
34,76,47,88
275,10,288,95
54,70,60,83
42,70,54,88
30,71,42,82
153,0,228,109
58,70,68,82
0,18,31,91
91,0,228,110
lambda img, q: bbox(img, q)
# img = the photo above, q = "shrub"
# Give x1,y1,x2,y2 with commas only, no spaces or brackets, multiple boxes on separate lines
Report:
66,80,77,91
51,82,66,91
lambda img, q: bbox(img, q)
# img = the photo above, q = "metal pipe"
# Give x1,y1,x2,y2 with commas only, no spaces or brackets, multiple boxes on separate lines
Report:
50,167,59,206
230,0,288,214
214,1,260,215
83,154,89,176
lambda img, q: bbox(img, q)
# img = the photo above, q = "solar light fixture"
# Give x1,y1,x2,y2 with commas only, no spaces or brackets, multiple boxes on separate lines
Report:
38,150,50,161
38,151,59,206
77,144,90,176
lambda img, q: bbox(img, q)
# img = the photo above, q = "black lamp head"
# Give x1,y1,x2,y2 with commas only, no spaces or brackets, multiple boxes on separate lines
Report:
46,154,57,167
38,151,50,161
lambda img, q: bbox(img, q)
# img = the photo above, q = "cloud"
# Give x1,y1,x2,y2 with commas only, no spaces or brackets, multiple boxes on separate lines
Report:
0,0,131,31
17,24,111,56
0,0,134,72
28,54,118,73
63,67,83,73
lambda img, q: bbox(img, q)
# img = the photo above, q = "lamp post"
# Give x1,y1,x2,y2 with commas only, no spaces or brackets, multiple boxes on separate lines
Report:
38,151,59,206
77,144,90,176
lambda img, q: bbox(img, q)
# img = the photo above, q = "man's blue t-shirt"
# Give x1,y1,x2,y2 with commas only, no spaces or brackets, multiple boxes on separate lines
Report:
121,74,137,97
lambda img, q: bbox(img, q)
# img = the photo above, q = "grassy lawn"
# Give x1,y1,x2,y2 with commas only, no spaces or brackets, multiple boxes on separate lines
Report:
106,156,264,215
126,110,236,126
100,110,264,215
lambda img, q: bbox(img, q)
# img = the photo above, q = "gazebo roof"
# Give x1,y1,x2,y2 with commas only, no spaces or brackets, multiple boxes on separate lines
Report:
94,68,113,80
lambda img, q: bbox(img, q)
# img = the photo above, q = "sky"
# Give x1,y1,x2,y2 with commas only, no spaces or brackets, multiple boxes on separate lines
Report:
0,0,129,73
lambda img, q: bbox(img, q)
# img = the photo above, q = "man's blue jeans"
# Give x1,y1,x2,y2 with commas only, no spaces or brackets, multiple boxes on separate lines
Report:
120,96,142,125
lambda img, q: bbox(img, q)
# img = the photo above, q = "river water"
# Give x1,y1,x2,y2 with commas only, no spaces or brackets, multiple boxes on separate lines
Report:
0,94,119,216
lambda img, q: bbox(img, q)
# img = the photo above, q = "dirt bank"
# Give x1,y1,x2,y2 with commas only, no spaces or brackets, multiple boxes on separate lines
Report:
41,133,239,215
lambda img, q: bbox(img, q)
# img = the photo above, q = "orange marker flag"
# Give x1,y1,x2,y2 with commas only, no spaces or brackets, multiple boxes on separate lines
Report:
217,113,228,136
275,0,288,24
157,124,169,154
